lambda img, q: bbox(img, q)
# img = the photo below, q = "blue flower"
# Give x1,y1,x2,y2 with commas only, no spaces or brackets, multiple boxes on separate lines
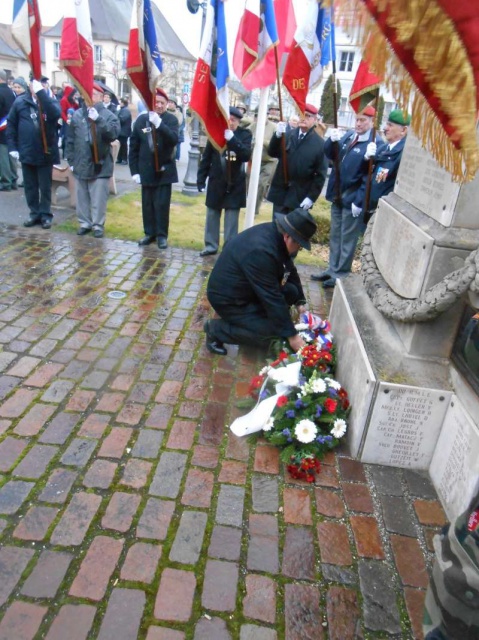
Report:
259,389,271,400
329,389,338,397
285,410,295,419
295,399,304,409
324,435,333,442
282,428,291,437
315,405,323,418
316,435,326,444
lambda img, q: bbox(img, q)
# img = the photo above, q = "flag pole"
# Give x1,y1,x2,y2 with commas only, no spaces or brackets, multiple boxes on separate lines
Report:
244,86,269,229
363,87,380,218
329,3,341,206
274,47,288,185
31,78,49,155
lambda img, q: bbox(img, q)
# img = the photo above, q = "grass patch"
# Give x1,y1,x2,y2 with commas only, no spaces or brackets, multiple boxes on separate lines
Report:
54,187,332,266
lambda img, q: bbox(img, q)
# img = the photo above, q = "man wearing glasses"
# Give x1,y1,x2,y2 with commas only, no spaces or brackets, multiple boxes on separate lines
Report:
266,103,328,220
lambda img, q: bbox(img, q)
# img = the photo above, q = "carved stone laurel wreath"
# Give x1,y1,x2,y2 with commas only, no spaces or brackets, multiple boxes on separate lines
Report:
360,219,479,322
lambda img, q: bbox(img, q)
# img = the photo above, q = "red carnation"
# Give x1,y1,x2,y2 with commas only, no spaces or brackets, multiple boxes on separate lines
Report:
278,351,289,361
276,395,289,407
324,398,338,413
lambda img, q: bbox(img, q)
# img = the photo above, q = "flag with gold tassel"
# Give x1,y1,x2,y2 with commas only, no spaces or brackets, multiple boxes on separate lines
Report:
349,59,382,113
333,0,479,182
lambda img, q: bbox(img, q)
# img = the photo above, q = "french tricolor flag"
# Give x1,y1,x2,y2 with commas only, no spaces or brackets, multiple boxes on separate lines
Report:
59,0,94,103
126,0,163,110
190,0,230,151
12,0,42,80
0,117,7,131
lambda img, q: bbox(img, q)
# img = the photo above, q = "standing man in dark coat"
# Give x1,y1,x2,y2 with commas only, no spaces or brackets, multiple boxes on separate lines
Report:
311,105,383,288
129,87,178,250
66,83,120,238
6,79,61,229
0,69,16,191
197,106,252,257
267,103,328,218
204,208,317,355
117,98,132,165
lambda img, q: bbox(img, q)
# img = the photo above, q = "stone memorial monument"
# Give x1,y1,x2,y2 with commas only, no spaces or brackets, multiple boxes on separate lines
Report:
329,130,479,519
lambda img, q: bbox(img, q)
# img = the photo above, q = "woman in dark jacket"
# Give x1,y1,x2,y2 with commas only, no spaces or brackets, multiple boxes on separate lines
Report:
197,106,252,256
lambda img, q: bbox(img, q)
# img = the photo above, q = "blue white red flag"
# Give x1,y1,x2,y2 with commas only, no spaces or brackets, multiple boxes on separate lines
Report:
60,0,94,103
0,117,7,131
11,0,42,80
283,1,336,113
233,0,296,91
127,0,163,110
190,0,230,151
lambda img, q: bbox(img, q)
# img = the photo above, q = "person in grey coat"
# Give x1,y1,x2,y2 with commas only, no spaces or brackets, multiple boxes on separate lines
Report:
66,83,120,238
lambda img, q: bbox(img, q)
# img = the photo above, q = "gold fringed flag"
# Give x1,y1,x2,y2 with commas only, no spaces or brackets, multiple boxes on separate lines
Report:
334,0,479,182
349,59,382,114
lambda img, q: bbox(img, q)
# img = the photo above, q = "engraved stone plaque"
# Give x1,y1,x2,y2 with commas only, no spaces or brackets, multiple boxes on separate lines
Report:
394,130,479,229
371,200,434,298
361,383,451,469
429,398,479,520
329,283,376,457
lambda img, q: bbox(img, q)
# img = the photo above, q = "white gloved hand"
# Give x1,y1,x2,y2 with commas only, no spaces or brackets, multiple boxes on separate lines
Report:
224,129,234,141
351,203,362,218
31,79,43,94
69,166,74,172
88,107,99,121
9,151,19,160
148,111,161,128
330,128,341,142
300,197,313,210
276,121,287,137
365,142,377,159
132,174,141,184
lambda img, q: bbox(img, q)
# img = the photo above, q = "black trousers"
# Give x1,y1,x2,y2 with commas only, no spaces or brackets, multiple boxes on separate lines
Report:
118,136,128,163
22,163,53,222
208,282,300,349
141,184,172,239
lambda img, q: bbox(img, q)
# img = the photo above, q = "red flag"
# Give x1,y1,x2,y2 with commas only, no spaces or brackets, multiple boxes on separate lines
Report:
59,0,94,103
349,59,382,114
234,0,296,91
12,0,42,80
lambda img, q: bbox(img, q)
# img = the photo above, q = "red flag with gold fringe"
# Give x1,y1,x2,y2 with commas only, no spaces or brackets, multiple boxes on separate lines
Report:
349,59,382,114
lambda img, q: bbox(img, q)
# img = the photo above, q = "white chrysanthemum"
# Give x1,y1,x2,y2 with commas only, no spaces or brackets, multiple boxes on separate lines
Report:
326,378,341,390
331,419,347,438
263,417,275,432
295,323,309,331
294,419,317,444
311,378,327,394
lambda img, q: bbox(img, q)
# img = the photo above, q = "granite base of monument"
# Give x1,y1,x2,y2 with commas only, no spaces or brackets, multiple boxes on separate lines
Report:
329,277,479,518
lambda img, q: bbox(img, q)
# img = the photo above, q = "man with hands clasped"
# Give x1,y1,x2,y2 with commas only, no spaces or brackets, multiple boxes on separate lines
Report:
311,105,383,288
129,87,178,250
6,78,61,229
66,83,120,238
267,103,328,219
197,106,252,257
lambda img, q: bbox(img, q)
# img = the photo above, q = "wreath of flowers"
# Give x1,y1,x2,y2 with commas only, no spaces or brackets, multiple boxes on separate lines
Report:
246,312,350,482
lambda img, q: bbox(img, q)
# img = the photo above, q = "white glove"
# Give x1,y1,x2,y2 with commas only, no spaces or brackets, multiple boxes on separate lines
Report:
300,197,313,210
351,203,362,218
31,79,43,94
330,128,341,142
365,142,377,159
69,166,74,172
149,111,161,128
276,121,287,137
224,129,234,141
88,107,99,121
9,151,19,160
132,174,141,184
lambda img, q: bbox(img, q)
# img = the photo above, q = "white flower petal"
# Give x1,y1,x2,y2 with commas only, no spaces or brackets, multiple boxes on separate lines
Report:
331,419,347,438
294,419,317,444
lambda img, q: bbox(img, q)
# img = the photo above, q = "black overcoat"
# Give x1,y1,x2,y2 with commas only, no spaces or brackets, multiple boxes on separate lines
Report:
197,127,252,210
6,89,61,165
129,110,178,187
207,222,305,338
118,106,132,138
267,127,328,209
0,83,15,145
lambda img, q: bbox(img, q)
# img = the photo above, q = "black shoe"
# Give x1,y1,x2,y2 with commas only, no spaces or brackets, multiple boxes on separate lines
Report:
0,186,11,192
322,278,336,288
121,161,128,165
138,236,156,246
77,227,91,235
93,229,104,238
157,238,168,249
23,218,40,227
204,320,227,356
41,221,52,229
18,182,24,188
311,271,331,282
199,249,217,257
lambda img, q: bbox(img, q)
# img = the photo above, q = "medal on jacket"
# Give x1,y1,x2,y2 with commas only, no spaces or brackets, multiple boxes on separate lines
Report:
281,270,290,287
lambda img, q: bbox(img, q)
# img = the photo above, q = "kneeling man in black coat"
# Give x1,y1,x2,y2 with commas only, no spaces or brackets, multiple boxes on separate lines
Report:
205,209,317,355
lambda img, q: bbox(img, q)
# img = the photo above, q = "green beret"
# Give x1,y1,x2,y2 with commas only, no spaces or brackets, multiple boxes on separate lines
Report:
388,109,411,126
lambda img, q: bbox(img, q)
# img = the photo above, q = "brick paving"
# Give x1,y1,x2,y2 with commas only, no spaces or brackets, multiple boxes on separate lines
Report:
0,227,446,639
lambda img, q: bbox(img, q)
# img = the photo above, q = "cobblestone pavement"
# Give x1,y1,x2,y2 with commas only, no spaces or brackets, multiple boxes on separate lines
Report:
0,227,447,640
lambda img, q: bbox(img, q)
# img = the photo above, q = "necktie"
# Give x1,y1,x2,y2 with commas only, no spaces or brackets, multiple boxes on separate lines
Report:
349,135,358,149
299,133,305,141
